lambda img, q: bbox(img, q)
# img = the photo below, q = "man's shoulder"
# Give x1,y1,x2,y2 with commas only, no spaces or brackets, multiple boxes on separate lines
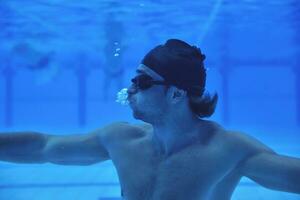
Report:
225,130,276,156
98,121,148,142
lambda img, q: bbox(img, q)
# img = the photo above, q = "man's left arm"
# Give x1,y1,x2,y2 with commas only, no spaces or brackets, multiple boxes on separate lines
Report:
238,152,300,194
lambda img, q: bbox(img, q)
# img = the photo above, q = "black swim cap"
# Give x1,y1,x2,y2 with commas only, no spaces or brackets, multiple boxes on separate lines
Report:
141,39,206,96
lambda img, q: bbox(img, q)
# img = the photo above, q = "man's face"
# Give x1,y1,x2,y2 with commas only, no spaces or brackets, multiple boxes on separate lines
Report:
127,65,169,122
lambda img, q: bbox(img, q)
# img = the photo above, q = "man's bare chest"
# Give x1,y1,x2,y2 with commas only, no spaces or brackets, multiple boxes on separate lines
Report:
111,137,239,200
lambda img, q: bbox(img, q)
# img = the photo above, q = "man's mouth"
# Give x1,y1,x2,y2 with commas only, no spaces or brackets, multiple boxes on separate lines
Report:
127,95,134,102
129,99,135,104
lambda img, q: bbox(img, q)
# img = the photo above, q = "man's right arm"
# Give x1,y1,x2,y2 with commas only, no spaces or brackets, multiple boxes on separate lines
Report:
0,122,131,165
0,131,49,164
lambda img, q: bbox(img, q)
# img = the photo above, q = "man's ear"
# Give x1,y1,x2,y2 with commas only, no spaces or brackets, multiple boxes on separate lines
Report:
167,86,187,104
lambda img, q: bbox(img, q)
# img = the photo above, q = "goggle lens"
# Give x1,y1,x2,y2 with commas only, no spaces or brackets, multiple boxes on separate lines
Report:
131,74,154,90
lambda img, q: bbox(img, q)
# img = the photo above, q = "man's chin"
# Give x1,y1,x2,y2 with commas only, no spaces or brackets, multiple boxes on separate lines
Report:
132,110,143,120
132,113,141,120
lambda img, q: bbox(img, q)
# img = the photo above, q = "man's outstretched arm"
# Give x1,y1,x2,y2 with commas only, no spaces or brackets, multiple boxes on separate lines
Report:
0,122,132,165
238,151,300,194
0,130,109,165
0,131,49,163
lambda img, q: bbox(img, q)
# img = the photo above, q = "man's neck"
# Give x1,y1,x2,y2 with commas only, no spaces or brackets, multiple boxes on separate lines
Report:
150,118,216,158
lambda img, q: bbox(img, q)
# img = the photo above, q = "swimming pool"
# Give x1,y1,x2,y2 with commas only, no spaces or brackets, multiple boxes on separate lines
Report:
0,0,300,199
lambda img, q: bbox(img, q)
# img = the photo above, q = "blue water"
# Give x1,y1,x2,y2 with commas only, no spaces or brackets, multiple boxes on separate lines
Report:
0,0,300,199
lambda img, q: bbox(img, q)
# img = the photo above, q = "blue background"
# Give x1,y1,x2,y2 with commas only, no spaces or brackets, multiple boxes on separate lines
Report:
0,0,299,199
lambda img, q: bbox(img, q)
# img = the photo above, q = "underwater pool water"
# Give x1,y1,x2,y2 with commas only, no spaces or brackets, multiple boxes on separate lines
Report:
0,0,300,199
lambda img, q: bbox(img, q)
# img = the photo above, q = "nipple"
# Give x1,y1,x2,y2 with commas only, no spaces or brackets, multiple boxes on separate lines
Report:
116,88,129,106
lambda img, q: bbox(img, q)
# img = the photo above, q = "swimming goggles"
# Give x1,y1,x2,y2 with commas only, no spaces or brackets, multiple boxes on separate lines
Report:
116,74,169,106
130,74,169,90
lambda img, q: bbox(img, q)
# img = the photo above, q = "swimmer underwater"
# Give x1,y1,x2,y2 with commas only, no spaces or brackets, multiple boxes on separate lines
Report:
1,39,300,200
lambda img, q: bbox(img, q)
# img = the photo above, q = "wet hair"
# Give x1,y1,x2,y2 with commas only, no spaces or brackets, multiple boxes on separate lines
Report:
142,39,218,118
188,91,218,118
